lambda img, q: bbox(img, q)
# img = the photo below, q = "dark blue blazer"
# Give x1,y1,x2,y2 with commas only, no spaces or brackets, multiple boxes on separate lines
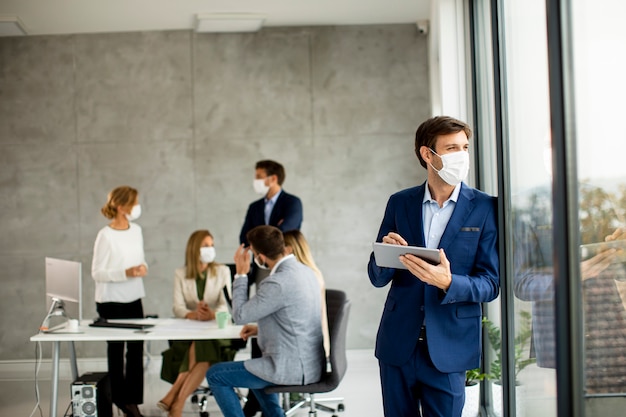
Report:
239,190,303,245
368,182,499,373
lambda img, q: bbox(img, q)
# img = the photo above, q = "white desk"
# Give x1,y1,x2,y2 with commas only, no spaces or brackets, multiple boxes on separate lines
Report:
30,318,243,417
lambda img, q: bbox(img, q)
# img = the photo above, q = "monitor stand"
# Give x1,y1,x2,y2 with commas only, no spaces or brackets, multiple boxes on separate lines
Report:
40,297,71,332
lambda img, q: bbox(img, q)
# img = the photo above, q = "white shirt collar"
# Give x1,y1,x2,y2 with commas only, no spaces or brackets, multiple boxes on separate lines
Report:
265,189,282,204
270,253,294,275
423,181,462,205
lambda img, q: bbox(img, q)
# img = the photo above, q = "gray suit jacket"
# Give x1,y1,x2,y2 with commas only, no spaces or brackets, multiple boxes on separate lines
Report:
232,255,325,385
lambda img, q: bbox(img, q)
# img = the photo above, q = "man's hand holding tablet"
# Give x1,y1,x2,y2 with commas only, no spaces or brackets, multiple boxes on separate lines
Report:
373,242,441,269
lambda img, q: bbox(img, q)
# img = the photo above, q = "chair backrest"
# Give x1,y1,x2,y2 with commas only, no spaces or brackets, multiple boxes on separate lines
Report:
224,263,237,310
325,289,351,386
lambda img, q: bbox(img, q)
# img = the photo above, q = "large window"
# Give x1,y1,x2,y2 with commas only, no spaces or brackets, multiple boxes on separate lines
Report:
571,0,626,413
496,0,557,416
472,0,626,415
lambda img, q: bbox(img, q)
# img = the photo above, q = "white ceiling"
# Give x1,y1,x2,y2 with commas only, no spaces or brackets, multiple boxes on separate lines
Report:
0,0,430,36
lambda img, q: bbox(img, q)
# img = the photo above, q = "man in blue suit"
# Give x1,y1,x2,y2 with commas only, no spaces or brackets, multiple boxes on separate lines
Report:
368,116,500,417
240,160,303,246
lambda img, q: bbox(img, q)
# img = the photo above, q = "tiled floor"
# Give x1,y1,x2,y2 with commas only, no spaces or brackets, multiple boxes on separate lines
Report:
0,349,383,417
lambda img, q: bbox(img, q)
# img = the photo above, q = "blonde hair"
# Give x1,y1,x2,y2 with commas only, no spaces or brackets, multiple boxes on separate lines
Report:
101,186,138,219
283,230,322,279
184,230,218,279
284,229,330,357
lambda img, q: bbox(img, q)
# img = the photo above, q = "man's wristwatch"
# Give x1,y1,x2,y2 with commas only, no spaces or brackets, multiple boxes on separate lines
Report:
234,273,248,279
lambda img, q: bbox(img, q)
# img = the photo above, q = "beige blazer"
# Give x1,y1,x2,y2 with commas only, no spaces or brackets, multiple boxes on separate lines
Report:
172,264,231,318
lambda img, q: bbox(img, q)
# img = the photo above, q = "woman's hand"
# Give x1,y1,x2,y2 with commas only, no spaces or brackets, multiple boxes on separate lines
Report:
185,301,214,321
195,301,214,321
126,264,147,278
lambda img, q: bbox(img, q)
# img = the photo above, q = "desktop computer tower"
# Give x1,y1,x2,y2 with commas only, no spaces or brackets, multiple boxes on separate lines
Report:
71,372,112,417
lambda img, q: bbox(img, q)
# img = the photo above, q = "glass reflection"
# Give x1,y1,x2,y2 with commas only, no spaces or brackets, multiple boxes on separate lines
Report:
501,0,557,415
572,0,626,400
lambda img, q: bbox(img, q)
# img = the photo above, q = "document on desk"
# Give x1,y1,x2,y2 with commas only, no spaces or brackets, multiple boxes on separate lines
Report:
154,318,220,332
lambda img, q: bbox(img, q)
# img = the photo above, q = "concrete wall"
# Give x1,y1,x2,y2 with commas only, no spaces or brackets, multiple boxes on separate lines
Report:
0,24,430,360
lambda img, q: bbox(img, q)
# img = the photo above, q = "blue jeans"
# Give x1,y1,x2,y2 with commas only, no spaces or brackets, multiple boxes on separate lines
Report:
206,361,284,417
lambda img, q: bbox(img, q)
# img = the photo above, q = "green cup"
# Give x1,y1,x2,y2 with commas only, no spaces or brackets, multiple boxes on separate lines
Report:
216,311,231,329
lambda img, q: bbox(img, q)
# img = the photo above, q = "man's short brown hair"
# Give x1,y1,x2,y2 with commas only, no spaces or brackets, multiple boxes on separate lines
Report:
255,160,286,185
414,116,472,169
246,225,285,260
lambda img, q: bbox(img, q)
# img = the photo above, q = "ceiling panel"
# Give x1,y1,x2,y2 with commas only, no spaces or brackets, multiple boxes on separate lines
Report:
0,0,430,36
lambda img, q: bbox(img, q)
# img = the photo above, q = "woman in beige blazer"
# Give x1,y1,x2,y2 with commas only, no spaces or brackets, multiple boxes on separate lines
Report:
158,230,234,417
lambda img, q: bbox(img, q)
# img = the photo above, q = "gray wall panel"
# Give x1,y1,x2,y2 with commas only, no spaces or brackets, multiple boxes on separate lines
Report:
0,36,75,144
0,144,79,253
311,25,429,136
0,24,430,359
194,29,313,139
74,31,193,143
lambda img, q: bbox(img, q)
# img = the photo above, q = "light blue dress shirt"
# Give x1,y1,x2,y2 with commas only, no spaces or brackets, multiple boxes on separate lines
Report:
422,182,462,249
264,190,281,225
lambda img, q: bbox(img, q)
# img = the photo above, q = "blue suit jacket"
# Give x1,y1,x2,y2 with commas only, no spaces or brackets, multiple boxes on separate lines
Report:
239,190,303,245
368,182,499,373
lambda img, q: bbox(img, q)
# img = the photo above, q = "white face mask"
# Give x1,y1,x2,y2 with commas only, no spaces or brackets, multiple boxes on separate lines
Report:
254,255,270,270
429,149,470,186
253,178,270,195
125,204,142,221
200,246,216,264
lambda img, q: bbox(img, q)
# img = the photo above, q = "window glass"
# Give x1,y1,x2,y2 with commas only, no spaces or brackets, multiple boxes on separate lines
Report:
572,0,626,409
475,0,626,414
499,0,557,416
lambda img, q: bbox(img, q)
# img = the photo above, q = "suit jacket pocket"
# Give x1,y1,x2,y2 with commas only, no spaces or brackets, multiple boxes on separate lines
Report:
456,303,481,319
449,233,480,272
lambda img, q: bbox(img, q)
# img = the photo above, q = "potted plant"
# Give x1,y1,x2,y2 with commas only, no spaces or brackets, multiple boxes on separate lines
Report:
462,368,487,417
482,311,535,384
465,368,488,386
483,311,535,417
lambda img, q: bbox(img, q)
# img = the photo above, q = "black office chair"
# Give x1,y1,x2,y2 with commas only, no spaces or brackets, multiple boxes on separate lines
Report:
265,289,351,417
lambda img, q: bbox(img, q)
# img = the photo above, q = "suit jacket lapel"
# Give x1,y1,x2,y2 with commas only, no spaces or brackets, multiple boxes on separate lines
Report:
405,184,426,246
184,277,199,303
439,183,475,250
268,191,285,226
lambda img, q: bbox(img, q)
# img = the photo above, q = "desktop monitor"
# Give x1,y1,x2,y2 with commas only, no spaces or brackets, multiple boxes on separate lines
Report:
45,257,82,321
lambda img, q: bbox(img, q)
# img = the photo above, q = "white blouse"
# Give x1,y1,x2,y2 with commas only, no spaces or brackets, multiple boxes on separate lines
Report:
91,223,147,303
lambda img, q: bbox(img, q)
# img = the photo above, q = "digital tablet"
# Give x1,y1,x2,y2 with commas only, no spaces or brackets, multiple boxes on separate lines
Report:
580,239,626,263
372,242,441,269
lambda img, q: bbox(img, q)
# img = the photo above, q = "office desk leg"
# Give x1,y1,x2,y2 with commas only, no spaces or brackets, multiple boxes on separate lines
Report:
68,341,78,381
50,341,60,417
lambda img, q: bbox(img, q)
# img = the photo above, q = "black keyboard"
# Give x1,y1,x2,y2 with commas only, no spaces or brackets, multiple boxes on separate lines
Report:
89,318,154,330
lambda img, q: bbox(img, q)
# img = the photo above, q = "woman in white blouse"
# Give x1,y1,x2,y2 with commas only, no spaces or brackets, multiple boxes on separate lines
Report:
92,185,147,417
158,230,234,417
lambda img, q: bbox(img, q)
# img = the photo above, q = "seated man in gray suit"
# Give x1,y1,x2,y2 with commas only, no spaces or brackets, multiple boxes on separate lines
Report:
206,225,325,417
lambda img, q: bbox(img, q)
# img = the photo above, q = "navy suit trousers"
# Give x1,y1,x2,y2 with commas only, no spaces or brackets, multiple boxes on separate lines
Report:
379,339,465,417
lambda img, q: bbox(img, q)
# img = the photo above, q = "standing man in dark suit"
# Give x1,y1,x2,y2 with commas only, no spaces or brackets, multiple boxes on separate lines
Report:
239,160,303,246
368,116,500,417
239,159,303,416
